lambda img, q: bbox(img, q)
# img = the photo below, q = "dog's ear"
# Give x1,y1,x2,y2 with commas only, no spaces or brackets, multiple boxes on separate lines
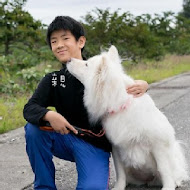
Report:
96,56,107,76
108,45,118,55
108,45,120,64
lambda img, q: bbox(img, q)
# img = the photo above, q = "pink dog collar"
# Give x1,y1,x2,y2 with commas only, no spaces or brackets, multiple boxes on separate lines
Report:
108,97,133,115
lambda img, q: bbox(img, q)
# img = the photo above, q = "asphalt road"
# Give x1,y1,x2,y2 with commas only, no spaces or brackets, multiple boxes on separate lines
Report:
0,71,189,190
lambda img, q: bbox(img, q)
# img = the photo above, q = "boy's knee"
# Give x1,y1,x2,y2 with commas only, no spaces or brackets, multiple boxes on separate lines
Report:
25,123,44,140
25,122,53,152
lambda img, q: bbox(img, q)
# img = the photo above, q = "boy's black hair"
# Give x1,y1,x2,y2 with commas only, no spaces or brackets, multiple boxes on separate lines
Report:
46,16,85,51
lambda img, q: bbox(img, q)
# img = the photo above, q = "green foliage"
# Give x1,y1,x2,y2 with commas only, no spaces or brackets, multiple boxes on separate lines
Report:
0,54,55,94
0,95,27,133
180,0,190,18
0,0,50,73
0,55,8,72
16,64,53,92
1,2,190,64
82,9,181,62
0,0,44,55
170,15,190,55
0,67,52,94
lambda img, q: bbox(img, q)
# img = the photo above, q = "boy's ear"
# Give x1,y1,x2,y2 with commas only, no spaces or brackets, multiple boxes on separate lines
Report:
78,36,86,49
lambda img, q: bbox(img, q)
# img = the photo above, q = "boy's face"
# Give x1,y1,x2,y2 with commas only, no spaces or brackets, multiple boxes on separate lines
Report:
50,30,86,63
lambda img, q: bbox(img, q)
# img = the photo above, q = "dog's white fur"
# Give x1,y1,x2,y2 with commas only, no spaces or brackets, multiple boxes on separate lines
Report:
67,46,189,190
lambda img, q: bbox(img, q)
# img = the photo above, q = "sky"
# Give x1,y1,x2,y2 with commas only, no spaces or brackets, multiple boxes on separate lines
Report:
24,0,183,25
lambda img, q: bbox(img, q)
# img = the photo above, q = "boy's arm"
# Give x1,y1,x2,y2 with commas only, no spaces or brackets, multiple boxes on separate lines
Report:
43,111,78,134
127,80,148,97
23,73,77,135
23,73,53,126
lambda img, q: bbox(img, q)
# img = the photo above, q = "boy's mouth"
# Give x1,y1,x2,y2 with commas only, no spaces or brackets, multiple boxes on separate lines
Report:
58,50,67,55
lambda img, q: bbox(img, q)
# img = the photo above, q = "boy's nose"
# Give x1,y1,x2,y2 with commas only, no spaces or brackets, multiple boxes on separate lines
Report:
57,41,64,49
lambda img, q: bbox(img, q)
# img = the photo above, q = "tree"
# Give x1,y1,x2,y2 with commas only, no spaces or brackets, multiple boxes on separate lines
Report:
0,0,45,56
0,0,53,71
180,0,190,19
171,14,190,54
82,8,164,61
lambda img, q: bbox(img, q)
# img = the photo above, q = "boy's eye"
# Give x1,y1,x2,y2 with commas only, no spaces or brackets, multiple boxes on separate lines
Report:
51,41,56,44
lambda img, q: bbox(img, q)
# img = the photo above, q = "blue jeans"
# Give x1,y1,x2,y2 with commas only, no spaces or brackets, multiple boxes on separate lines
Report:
25,123,110,190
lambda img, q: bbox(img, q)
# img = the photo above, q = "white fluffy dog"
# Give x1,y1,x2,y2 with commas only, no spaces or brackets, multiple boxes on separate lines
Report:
67,46,189,190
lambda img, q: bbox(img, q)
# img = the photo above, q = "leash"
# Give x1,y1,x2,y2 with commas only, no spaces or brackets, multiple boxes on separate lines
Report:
39,125,105,138
74,126,105,137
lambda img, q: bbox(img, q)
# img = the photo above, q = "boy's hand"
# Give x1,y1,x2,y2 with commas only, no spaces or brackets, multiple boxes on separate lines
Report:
127,80,148,97
43,111,78,135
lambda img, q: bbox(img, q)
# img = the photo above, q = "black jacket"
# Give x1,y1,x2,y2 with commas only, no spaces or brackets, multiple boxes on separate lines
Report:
23,64,111,152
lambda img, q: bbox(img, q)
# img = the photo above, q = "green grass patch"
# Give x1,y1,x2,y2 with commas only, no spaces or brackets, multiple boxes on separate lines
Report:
123,54,190,83
0,95,28,134
0,94,56,134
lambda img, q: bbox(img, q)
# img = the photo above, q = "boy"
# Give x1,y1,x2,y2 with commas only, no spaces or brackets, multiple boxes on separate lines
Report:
23,16,148,190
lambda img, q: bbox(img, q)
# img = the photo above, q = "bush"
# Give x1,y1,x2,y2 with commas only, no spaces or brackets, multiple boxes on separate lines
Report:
0,56,55,94
16,64,53,92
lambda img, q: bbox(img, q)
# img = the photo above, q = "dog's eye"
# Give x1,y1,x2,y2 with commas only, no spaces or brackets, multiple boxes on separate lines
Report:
85,63,88,67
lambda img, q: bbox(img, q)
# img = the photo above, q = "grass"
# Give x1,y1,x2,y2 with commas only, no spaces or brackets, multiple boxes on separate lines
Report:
0,54,190,134
123,54,190,83
0,95,28,134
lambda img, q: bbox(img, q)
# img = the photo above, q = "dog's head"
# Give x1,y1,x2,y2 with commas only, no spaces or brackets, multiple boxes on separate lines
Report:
66,45,121,86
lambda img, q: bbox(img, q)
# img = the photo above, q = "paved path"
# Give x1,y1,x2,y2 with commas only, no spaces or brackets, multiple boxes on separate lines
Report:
0,72,190,190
